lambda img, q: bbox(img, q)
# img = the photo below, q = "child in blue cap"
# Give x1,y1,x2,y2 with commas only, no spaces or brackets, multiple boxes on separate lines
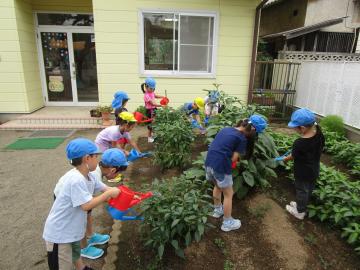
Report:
111,91,129,125
279,108,325,220
205,115,267,232
141,77,165,142
43,138,122,270
53,147,129,260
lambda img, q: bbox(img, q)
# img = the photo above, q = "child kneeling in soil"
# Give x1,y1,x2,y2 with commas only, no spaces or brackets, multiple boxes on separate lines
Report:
53,148,129,260
205,115,267,232
281,108,325,220
43,138,121,270
95,112,141,154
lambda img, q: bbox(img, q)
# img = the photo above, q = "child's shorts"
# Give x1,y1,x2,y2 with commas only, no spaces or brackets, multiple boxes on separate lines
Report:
45,241,81,270
205,166,233,189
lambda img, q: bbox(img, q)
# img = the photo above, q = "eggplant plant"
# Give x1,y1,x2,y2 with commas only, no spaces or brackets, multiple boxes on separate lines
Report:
152,107,194,169
140,153,212,259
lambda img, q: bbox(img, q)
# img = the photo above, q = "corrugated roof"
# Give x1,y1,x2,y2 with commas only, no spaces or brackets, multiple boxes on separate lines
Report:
261,16,347,39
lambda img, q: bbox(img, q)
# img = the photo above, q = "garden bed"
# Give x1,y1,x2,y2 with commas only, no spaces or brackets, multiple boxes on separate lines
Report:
114,136,360,270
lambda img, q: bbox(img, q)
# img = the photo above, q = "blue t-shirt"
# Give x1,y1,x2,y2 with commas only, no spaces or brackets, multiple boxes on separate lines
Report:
43,169,105,244
183,102,199,115
205,127,247,174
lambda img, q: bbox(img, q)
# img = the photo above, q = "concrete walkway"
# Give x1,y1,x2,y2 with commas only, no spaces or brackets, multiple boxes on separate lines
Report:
0,126,146,270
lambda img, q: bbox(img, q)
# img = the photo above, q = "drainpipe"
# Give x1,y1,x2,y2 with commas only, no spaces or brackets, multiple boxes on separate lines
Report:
247,0,269,104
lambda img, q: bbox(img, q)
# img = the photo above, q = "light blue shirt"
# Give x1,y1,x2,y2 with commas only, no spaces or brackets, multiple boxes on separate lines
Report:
43,168,106,243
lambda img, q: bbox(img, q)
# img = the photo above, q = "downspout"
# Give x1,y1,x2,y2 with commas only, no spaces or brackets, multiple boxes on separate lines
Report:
247,0,269,104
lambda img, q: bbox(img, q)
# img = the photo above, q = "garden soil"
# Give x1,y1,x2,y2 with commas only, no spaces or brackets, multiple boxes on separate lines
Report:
115,136,360,270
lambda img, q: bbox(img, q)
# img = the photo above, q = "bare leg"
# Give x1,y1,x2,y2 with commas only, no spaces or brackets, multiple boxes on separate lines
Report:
222,186,234,219
213,185,222,206
75,258,85,270
80,214,92,249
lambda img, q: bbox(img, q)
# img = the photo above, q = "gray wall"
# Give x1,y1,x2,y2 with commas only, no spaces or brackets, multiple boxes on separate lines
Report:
260,0,307,36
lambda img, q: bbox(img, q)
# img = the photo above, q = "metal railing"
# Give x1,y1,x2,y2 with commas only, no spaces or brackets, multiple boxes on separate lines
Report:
250,61,300,119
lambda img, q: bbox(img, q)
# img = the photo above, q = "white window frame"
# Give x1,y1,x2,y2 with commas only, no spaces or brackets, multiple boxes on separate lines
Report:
138,9,219,78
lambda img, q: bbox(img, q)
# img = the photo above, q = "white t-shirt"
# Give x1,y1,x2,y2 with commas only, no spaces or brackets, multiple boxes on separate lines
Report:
43,168,106,243
95,126,131,151
54,166,104,197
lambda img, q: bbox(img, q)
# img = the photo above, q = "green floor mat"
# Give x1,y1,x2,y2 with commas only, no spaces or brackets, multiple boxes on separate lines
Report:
5,137,65,150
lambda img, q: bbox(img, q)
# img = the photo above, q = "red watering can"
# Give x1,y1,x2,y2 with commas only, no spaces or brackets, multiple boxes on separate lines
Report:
108,185,153,211
160,97,169,106
133,111,153,123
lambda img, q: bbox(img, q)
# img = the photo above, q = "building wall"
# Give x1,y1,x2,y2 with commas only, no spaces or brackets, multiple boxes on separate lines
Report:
305,0,358,33
93,0,260,110
0,0,28,112
0,0,92,113
260,0,307,37
14,0,43,112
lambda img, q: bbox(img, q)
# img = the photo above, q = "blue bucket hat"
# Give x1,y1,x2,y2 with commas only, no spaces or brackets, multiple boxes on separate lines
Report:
249,115,267,134
145,77,156,89
101,148,129,167
66,138,101,160
112,91,129,109
114,91,129,100
288,108,315,128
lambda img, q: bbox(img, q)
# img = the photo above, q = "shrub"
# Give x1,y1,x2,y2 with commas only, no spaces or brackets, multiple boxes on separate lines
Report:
308,164,360,253
140,155,212,259
320,115,346,136
153,107,194,169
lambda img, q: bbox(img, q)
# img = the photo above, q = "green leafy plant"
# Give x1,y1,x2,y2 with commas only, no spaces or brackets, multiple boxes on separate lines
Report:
320,115,346,136
249,203,271,219
304,233,317,245
214,238,227,255
140,163,212,259
322,128,360,177
97,105,113,113
224,260,235,270
306,164,360,253
135,105,147,116
153,107,194,169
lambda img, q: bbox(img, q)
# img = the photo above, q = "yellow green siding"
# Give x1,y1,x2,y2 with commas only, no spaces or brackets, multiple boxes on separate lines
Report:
0,0,92,113
93,0,259,110
0,0,26,112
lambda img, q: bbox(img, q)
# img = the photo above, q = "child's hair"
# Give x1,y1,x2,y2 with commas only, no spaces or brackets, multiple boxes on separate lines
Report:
99,161,127,173
235,118,257,159
141,83,146,94
304,122,325,153
122,98,129,106
117,117,136,127
70,154,96,166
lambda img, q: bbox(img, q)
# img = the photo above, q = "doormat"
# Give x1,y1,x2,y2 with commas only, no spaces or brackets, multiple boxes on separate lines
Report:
27,129,76,138
5,137,65,150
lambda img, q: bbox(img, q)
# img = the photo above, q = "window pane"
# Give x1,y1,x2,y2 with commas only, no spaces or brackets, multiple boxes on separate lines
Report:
37,13,93,26
143,13,175,70
180,16,213,45
179,45,212,72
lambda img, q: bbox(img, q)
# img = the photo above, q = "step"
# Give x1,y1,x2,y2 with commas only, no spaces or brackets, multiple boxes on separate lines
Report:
18,116,102,125
0,117,113,130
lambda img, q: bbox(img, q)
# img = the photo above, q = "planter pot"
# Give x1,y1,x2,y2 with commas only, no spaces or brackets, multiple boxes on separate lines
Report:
101,112,112,126
90,109,101,118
